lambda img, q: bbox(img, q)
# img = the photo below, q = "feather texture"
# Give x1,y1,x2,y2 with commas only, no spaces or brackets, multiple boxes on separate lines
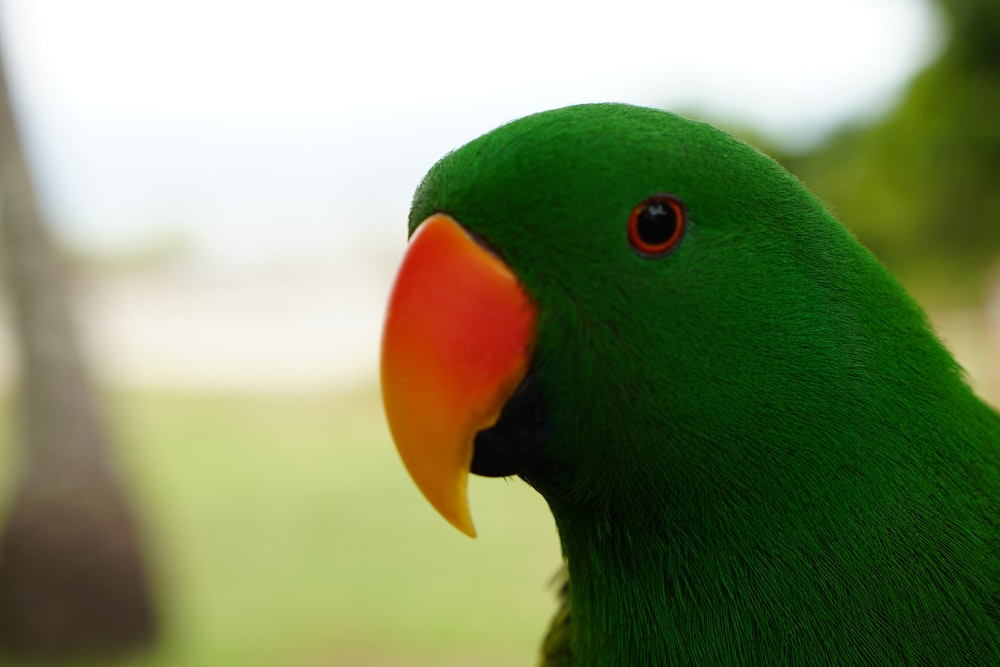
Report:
408,104,1000,665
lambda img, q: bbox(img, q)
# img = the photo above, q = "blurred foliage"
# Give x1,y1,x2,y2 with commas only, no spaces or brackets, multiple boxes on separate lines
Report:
776,0,1000,304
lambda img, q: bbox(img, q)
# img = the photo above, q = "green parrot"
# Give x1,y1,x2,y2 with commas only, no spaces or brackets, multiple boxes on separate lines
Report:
380,103,1000,665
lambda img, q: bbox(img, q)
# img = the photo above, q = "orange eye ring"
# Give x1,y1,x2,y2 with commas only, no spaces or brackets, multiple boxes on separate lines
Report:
627,194,686,257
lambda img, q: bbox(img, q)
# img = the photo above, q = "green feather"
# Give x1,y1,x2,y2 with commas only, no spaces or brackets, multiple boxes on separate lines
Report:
410,104,1000,665
537,568,572,667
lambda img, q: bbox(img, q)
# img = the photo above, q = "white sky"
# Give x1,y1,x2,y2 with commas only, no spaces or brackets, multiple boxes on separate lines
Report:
0,0,942,271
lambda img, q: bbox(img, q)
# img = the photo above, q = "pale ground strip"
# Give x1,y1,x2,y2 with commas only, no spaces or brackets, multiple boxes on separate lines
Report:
0,264,393,393
0,267,996,404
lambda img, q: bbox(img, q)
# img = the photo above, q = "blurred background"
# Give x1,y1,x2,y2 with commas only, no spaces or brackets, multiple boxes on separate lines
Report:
0,0,997,665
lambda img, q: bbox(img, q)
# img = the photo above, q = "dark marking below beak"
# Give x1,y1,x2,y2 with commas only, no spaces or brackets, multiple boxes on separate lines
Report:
471,371,548,477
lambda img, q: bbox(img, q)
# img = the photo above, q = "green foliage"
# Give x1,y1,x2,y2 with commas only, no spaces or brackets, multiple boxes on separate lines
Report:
780,0,1000,302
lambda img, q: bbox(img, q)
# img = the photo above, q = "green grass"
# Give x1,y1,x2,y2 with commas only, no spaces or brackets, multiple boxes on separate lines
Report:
0,387,562,667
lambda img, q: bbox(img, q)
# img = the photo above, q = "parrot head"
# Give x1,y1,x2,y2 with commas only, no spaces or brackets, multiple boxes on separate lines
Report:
382,103,966,536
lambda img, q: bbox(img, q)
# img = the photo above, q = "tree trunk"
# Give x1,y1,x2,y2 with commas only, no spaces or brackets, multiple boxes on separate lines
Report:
0,41,157,655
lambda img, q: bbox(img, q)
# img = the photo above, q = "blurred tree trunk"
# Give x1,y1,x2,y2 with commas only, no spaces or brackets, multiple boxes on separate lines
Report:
0,42,157,654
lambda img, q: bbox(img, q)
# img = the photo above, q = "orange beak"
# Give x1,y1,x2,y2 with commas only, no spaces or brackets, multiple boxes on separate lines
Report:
381,214,537,537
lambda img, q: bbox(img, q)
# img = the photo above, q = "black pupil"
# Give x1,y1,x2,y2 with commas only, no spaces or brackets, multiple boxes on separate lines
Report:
636,202,677,246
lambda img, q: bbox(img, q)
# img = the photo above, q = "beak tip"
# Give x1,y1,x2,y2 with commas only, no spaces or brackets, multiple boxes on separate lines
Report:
456,514,477,538
436,488,477,538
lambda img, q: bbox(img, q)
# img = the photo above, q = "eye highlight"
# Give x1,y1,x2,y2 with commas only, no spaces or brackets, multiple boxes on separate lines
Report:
627,194,686,257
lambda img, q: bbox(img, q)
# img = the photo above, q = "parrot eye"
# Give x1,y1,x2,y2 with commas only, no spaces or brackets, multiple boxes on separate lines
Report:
627,194,686,257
